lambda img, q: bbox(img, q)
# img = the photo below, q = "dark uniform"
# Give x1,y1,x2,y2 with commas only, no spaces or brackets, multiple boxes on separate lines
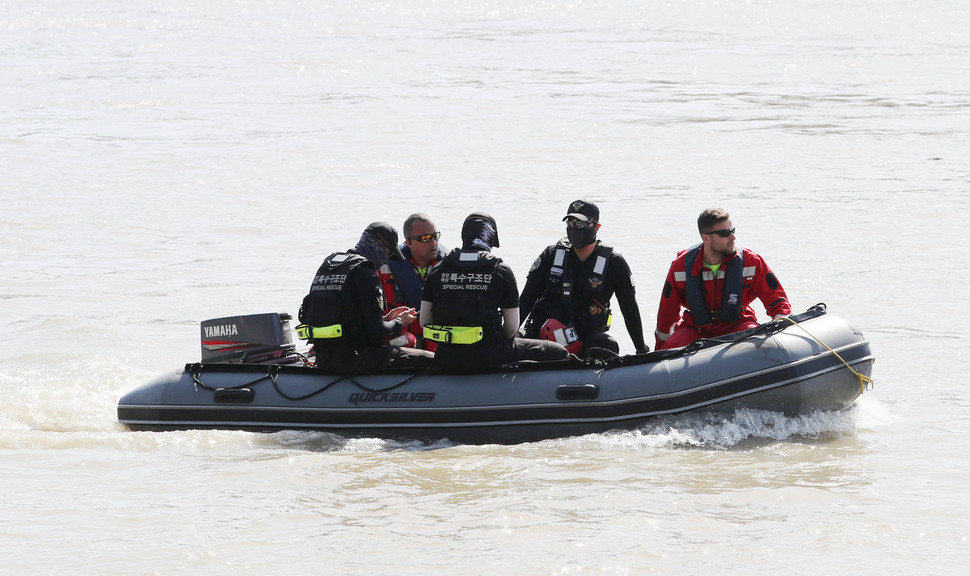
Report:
422,213,567,373
520,239,648,355
299,249,431,375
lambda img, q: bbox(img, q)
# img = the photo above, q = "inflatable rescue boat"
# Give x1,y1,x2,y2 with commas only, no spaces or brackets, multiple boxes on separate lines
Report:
117,304,874,444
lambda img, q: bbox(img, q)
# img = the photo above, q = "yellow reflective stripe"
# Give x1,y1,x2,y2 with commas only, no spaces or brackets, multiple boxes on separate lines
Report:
295,324,343,340
423,324,484,344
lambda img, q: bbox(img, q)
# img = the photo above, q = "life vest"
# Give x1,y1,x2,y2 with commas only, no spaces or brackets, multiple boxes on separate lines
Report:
683,244,744,327
298,252,373,347
539,318,583,354
534,240,614,333
382,245,441,309
425,249,504,345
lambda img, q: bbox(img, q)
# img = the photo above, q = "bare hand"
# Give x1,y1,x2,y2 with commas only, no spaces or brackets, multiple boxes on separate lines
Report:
385,306,417,327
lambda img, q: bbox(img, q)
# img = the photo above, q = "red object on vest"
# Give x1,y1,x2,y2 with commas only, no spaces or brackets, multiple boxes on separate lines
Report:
540,318,583,354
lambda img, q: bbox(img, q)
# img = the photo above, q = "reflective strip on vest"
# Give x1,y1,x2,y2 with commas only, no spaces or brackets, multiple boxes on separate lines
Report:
593,255,607,275
678,267,754,282
423,324,484,344
553,248,566,267
296,324,343,340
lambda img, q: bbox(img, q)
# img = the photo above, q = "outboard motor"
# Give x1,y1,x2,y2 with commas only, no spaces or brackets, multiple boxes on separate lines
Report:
200,312,296,363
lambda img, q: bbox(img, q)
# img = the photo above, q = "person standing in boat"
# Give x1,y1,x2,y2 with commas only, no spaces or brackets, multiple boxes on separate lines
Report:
377,213,447,351
298,222,433,374
519,200,649,357
420,212,568,373
654,207,792,350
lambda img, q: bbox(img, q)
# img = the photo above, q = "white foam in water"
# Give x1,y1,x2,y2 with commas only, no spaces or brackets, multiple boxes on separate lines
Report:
240,396,894,453
560,395,893,451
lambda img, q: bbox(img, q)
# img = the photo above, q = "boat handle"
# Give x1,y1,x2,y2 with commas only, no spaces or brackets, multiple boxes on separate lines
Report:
213,388,255,404
556,384,599,400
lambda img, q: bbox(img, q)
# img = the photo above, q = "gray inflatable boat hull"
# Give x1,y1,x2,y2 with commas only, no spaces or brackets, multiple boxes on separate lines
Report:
117,306,874,444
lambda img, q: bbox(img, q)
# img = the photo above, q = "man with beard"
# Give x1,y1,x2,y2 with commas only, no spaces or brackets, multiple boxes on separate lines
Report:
298,222,433,375
519,200,648,357
654,207,791,350
420,212,568,373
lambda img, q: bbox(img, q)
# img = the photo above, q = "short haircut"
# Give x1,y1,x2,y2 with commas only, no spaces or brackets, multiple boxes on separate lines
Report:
403,213,432,238
697,208,730,234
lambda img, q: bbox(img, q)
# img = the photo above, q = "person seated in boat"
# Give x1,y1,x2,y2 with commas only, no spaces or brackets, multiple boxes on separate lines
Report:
654,207,792,350
298,221,434,374
518,199,649,358
420,212,569,373
377,212,447,352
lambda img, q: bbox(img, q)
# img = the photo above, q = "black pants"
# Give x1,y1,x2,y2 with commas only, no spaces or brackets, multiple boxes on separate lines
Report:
315,344,433,375
434,337,568,373
582,332,619,356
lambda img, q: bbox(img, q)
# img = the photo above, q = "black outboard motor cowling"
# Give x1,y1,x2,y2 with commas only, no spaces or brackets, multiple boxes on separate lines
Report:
200,312,295,363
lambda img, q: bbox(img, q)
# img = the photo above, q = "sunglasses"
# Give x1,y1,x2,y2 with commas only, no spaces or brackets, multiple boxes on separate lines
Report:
704,227,735,238
409,231,441,243
566,218,595,229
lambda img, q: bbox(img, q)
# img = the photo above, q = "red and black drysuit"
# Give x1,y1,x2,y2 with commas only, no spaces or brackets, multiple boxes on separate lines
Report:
655,245,791,350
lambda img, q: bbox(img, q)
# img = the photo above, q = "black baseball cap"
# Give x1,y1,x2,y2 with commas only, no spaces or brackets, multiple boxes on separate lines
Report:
562,199,599,223
364,221,406,261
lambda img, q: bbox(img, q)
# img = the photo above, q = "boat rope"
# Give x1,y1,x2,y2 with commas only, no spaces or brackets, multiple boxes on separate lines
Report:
346,371,428,393
289,350,316,367
777,316,874,394
186,362,432,400
188,363,339,400
188,363,280,391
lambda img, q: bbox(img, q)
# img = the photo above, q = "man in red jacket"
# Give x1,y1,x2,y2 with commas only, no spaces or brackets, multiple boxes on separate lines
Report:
655,208,791,350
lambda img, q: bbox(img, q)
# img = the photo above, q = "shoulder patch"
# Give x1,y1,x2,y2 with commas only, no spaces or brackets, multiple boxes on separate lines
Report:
529,256,543,273
766,272,780,290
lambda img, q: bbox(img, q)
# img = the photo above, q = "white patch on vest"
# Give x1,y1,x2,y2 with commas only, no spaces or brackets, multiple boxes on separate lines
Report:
332,253,349,262
553,249,566,267
674,271,686,282
593,256,606,275
552,328,568,346
742,266,756,278
459,251,479,261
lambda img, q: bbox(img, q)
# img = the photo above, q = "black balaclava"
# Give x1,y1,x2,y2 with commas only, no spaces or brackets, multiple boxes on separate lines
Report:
567,223,598,249
354,229,391,268
461,212,500,251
